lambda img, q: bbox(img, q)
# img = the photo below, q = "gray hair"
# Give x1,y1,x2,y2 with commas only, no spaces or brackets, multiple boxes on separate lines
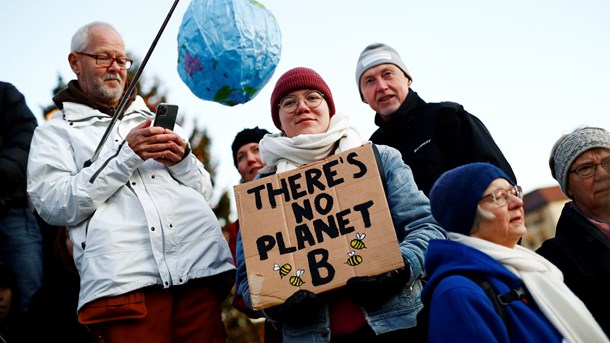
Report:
470,205,496,234
70,21,119,52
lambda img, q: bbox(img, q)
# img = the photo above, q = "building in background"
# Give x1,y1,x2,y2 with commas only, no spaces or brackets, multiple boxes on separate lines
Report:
521,186,568,251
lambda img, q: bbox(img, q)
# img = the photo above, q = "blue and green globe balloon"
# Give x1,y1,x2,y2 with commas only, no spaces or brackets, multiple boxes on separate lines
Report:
177,0,282,106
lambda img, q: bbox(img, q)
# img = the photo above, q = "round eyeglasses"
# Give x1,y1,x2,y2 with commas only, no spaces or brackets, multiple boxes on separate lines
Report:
569,156,610,179
77,52,133,70
278,90,325,113
480,185,523,207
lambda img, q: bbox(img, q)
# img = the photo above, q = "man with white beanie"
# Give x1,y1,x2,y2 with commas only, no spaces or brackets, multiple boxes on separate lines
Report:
355,42,516,196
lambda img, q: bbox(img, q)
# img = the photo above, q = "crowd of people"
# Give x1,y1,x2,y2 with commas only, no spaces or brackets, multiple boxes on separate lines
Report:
0,19,608,343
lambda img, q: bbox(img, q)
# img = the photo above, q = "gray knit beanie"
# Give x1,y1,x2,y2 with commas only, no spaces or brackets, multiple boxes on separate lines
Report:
355,43,411,101
549,126,610,196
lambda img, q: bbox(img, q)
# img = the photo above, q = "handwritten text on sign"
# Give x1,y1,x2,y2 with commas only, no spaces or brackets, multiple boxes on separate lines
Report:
234,143,404,310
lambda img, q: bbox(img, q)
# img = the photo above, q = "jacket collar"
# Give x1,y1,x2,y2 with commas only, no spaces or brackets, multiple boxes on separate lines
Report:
61,96,153,127
53,79,137,116
558,202,610,249
374,89,423,134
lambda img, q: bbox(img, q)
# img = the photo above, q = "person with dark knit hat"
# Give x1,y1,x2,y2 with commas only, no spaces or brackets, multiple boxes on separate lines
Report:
355,42,516,196
421,163,608,343
229,126,270,264
537,126,610,338
231,126,270,183
234,67,444,342
228,126,283,342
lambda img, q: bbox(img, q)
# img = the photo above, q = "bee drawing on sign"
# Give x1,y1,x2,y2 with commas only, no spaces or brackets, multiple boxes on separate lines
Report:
350,232,367,250
273,263,292,279
289,269,305,287
346,250,364,266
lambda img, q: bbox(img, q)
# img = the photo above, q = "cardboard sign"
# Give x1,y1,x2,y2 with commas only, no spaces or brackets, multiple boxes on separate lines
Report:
234,143,404,310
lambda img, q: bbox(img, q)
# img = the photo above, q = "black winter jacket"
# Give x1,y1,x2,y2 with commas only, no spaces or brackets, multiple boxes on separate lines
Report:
369,89,516,195
0,82,37,215
537,203,610,337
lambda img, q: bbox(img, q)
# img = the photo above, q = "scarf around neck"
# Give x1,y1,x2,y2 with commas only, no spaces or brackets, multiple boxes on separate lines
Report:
450,232,609,343
258,112,366,174
570,202,610,240
53,80,136,116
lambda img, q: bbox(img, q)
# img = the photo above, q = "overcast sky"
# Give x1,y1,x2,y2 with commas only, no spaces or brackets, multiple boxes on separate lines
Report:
2,0,610,215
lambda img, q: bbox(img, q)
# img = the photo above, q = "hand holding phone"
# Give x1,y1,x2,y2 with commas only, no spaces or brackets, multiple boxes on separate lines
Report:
153,103,178,130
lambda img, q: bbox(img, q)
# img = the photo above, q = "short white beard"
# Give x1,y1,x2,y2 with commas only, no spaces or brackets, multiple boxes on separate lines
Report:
90,74,124,106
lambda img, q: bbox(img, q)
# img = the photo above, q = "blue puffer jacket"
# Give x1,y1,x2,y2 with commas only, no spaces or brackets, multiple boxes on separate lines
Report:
421,239,563,342
236,144,445,342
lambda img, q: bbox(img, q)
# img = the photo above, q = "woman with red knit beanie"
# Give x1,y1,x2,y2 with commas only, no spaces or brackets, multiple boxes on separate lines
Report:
234,67,445,342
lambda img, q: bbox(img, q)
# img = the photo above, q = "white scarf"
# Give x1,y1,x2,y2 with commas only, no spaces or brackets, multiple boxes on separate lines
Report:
449,232,609,343
258,112,366,174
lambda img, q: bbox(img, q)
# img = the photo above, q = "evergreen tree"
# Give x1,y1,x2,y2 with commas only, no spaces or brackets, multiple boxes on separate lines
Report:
41,75,67,120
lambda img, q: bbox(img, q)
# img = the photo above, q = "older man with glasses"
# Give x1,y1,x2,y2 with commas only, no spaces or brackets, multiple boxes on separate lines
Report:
75,52,134,70
26,21,234,342
537,126,610,338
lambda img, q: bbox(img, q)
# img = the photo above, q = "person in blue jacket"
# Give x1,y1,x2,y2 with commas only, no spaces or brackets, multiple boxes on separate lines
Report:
423,162,608,343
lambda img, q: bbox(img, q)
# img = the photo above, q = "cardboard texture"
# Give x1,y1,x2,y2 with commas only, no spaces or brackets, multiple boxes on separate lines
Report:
234,143,404,310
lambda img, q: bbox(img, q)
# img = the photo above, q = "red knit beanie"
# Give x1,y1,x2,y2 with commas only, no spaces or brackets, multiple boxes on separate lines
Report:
270,67,335,130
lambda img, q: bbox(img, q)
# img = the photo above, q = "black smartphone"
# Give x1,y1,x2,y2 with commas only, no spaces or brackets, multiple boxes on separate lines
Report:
153,103,178,130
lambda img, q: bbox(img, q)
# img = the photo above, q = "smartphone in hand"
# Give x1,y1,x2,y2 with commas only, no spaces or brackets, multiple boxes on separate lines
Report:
153,103,178,130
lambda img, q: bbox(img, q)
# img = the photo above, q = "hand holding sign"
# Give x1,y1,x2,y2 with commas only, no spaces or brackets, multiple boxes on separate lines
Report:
264,289,322,323
346,267,410,307
234,144,405,310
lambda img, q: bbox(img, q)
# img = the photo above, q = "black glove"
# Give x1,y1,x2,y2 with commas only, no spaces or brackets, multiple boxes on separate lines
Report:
346,267,410,307
264,289,323,323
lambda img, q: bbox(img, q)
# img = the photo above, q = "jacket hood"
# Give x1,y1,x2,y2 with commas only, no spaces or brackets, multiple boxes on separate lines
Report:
421,239,521,303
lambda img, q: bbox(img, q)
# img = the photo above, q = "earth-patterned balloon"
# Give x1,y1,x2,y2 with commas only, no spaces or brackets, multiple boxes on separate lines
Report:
177,0,282,106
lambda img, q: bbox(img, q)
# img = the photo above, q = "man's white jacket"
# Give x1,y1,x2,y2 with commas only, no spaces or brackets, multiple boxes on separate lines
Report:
27,96,235,311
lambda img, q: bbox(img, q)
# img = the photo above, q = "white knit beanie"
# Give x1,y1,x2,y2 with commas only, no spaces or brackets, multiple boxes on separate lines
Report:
355,43,411,101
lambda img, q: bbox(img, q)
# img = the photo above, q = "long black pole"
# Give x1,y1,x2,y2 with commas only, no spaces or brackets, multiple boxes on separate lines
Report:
85,0,180,167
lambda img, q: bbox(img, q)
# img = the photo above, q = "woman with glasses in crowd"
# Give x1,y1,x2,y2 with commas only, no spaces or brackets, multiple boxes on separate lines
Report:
234,67,444,342
537,126,610,338
421,162,608,342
